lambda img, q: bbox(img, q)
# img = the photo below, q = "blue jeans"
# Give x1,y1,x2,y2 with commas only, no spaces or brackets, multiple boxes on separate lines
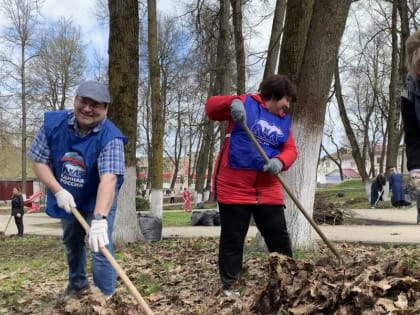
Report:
61,195,118,296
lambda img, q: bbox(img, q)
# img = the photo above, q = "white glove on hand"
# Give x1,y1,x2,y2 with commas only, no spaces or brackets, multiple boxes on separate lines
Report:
263,158,283,176
89,219,109,252
409,169,420,199
54,189,76,213
230,99,246,123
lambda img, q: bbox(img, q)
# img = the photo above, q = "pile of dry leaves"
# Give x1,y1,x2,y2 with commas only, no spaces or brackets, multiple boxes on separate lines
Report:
2,236,420,314
255,244,420,314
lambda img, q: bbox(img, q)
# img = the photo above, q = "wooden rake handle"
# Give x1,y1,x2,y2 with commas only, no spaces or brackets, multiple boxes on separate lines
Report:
240,122,344,264
70,206,154,315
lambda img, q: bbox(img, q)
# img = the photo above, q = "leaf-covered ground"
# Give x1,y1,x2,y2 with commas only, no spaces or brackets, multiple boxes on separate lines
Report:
1,235,420,314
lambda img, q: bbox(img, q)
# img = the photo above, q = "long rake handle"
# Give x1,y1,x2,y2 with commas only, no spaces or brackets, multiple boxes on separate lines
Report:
70,206,154,315
240,122,343,263
4,215,12,234
374,190,383,207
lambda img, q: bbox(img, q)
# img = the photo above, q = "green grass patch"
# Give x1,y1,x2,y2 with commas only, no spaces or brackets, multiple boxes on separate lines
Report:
135,272,160,296
317,178,366,191
316,178,398,209
32,222,61,229
162,211,191,226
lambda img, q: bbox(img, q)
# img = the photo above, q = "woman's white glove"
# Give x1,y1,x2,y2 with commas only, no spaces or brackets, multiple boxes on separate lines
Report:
89,219,109,252
263,158,283,175
54,189,76,213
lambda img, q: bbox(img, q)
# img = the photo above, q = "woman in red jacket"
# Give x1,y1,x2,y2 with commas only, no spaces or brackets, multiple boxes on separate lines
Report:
182,187,192,212
205,74,297,296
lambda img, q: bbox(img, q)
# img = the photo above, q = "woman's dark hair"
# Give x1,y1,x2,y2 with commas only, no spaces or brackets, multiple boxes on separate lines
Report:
12,187,21,197
376,174,386,186
258,74,297,102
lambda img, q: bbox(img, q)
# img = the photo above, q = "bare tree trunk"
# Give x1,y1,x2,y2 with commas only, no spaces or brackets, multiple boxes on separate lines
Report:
249,0,314,253
195,119,214,204
282,0,352,249
196,0,231,203
278,0,314,86
385,1,401,171
334,58,370,183
263,0,286,78
108,0,142,244
398,0,410,84
230,0,245,94
148,0,164,218
21,48,27,194
0,0,42,194
320,144,344,180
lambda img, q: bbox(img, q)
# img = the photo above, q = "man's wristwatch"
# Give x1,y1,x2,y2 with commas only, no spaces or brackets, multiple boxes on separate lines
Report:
94,213,107,220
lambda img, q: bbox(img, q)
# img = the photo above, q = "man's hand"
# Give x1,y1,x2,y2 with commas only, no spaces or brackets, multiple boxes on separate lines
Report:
89,219,109,252
409,170,420,199
230,99,246,123
263,158,283,176
54,189,76,213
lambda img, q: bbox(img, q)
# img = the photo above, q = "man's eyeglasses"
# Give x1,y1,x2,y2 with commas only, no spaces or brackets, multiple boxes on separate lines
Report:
76,96,107,110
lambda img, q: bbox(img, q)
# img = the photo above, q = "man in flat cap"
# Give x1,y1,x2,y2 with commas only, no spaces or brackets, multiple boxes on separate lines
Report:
28,80,127,299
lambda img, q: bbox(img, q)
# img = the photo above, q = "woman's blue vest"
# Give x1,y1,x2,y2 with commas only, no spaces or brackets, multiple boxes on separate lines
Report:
229,96,291,170
44,111,127,218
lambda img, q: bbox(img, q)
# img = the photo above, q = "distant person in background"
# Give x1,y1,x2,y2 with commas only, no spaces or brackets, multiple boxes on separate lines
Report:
170,190,175,204
370,174,386,208
401,29,420,223
388,167,406,208
11,187,24,237
182,187,192,212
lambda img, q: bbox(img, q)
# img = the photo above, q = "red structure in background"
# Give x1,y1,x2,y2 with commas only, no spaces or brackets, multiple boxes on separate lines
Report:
24,191,44,213
0,179,34,200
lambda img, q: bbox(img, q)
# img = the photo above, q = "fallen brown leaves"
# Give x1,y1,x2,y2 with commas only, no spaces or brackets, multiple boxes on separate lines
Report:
254,243,420,315
2,236,420,314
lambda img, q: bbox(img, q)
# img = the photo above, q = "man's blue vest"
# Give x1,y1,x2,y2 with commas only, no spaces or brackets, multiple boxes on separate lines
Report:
229,95,291,170
44,111,127,218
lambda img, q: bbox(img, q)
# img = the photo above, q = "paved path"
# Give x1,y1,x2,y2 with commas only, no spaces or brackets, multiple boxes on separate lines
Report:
1,207,420,243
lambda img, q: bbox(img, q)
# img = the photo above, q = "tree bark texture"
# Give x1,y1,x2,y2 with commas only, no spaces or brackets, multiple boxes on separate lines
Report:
108,0,142,243
283,0,352,249
230,0,246,94
278,0,314,86
334,59,370,183
385,1,401,171
263,0,286,78
148,0,165,217
196,0,231,196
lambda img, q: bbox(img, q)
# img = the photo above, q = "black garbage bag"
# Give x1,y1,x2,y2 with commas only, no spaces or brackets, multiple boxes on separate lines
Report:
191,210,221,226
199,211,216,226
138,214,162,241
191,211,204,226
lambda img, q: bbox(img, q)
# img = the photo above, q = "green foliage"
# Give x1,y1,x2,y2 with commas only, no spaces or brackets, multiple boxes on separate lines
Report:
136,197,150,211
